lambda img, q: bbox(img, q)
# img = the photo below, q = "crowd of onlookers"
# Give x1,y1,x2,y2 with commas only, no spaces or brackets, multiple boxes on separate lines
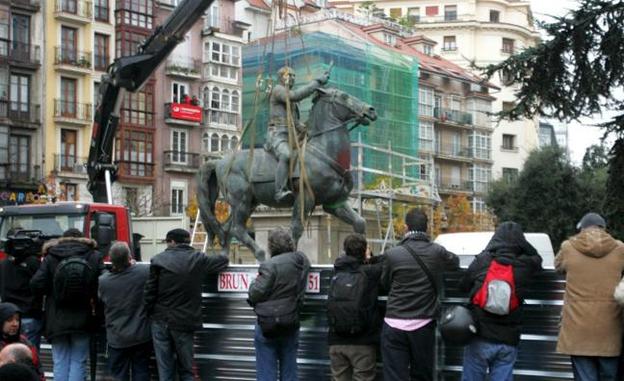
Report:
0,208,623,381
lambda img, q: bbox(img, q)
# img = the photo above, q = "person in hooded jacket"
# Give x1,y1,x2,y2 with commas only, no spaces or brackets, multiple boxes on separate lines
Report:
327,234,383,381
0,229,43,351
144,228,229,381
459,221,542,381
248,227,311,381
30,228,102,381
0,303,43,380
555,213,624,381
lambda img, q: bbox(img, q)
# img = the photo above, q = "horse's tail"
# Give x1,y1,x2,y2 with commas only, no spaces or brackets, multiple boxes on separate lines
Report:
197,161,227,249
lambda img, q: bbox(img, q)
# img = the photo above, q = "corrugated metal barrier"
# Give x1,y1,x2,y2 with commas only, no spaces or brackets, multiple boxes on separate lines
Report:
41,264,573,380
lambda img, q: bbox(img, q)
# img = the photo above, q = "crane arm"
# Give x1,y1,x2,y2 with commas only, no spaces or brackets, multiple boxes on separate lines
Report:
88,0,216,202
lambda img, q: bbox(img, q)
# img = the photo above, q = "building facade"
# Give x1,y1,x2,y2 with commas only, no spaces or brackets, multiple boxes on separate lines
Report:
331,0,541,180
0,0,44,204
43,0,114,202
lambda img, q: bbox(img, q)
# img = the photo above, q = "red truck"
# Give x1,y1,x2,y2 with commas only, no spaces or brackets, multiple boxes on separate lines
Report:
0,202,140,261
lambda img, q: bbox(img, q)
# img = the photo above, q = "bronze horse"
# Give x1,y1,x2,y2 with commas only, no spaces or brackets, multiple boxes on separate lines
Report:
197,87,377,261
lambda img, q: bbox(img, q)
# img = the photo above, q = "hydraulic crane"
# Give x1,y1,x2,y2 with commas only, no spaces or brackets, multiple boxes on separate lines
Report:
87,0,216,203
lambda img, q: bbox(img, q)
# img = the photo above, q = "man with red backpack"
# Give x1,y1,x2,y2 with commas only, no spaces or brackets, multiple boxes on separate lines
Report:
459,222,543,381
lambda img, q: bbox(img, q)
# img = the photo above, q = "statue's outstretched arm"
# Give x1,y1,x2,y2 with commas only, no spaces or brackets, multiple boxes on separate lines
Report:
274,80,322,102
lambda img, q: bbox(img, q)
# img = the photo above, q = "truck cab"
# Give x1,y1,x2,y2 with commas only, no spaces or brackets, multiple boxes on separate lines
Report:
0,202,137,260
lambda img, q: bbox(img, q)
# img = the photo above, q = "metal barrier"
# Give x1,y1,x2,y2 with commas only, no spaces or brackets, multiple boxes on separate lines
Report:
40,265,572,380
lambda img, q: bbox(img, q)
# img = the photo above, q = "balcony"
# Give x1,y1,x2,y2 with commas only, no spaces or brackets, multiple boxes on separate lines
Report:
0,101,41,126
9,0,40,11
165,57,201,79
434,107,473,126
0,164,41,185
54,0,92,23
436,178,472,194
53,99,92,125
470,147,492,162
163,151,201,173
165,102,202,126
116,160,155,181
467,181,490,194
2,42,41,67
54,47,92,74
434,144,472,162
53,154,88,178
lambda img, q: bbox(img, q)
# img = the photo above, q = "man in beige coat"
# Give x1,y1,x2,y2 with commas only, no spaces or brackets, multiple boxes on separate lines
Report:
556,213,624,381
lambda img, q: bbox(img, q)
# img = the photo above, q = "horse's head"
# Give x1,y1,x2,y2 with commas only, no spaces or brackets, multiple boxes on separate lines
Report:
313,87,377,126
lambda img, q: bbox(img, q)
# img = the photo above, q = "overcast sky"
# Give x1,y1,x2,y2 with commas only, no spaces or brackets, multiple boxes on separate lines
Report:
529,0,613,164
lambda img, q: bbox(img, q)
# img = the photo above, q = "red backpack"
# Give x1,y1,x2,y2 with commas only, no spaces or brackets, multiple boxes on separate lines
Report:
472,259,519,315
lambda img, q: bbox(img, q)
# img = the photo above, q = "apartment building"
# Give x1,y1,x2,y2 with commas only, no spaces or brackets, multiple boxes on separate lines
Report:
332,0,541,180
43,0,114,202
0,0,44,204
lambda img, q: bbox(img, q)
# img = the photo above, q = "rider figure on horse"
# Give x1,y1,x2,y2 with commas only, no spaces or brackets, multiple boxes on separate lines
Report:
267,66,330,202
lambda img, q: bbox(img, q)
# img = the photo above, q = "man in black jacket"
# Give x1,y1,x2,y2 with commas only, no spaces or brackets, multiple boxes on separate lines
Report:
328,234,383,381
0,229,43,351
381,208,459,381
30,228,102,381
458,221,542,381
248,227,311,381
144,228,229,381
99,241,151,381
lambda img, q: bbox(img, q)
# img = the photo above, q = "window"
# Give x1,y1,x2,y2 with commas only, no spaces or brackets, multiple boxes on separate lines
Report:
383,33,396,46
11,14,29,55
9,134,29,179
230,136,238,149
60,77,77,117
407,7,419,24
389,8,402,19
62,0,77,13
170,181,186,215
425,6,438,16
117,129,153,177
490,10,500,23
418,86,434,117
10,74,29,113
210,133,219,152
206,3,219,28
60,26,77,63
124,187,138,214
221,135,229,151
422,44,432,56
0,126,7,179
502,38,514,54
117,0,153,29
0,10,7,58
502,134,516,150
122,84,154,127
469,98,492,127
472,198,486,214
62,183,78,201
208,87,238,126
502,101,515,112
171,130,187,163
443,36,457,51
419,121,434,152
469,132,491,159
202,132,209,151
95,0,109,22
60,129,77,170
469,165,491,193
117,30,147,57
171,82,188,103
444,5,457,21
500,69,514,85
94,33,109,71
502,167,518,183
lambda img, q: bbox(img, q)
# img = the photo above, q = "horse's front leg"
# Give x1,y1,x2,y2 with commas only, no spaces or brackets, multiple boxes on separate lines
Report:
291,194,316,248
322,200,366,234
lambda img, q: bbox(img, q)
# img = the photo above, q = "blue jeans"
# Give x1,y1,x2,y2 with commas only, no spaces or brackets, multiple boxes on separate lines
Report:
461,338,518,381
51,333,90,381
108,341,152,381
254,324,299,381
151,321,195,381
21,317,42,353
571,356,619,381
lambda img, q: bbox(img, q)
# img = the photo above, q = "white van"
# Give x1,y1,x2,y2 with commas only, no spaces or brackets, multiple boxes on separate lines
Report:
434,232,555,269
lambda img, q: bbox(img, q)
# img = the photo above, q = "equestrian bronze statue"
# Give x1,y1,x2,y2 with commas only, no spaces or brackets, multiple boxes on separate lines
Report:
197,86,376,261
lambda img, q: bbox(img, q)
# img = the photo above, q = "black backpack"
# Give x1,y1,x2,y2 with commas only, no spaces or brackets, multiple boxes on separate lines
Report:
53,254,95,307
327,269,372,336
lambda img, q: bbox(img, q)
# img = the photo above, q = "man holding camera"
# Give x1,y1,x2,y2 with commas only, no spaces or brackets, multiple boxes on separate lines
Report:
0,229,43,352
